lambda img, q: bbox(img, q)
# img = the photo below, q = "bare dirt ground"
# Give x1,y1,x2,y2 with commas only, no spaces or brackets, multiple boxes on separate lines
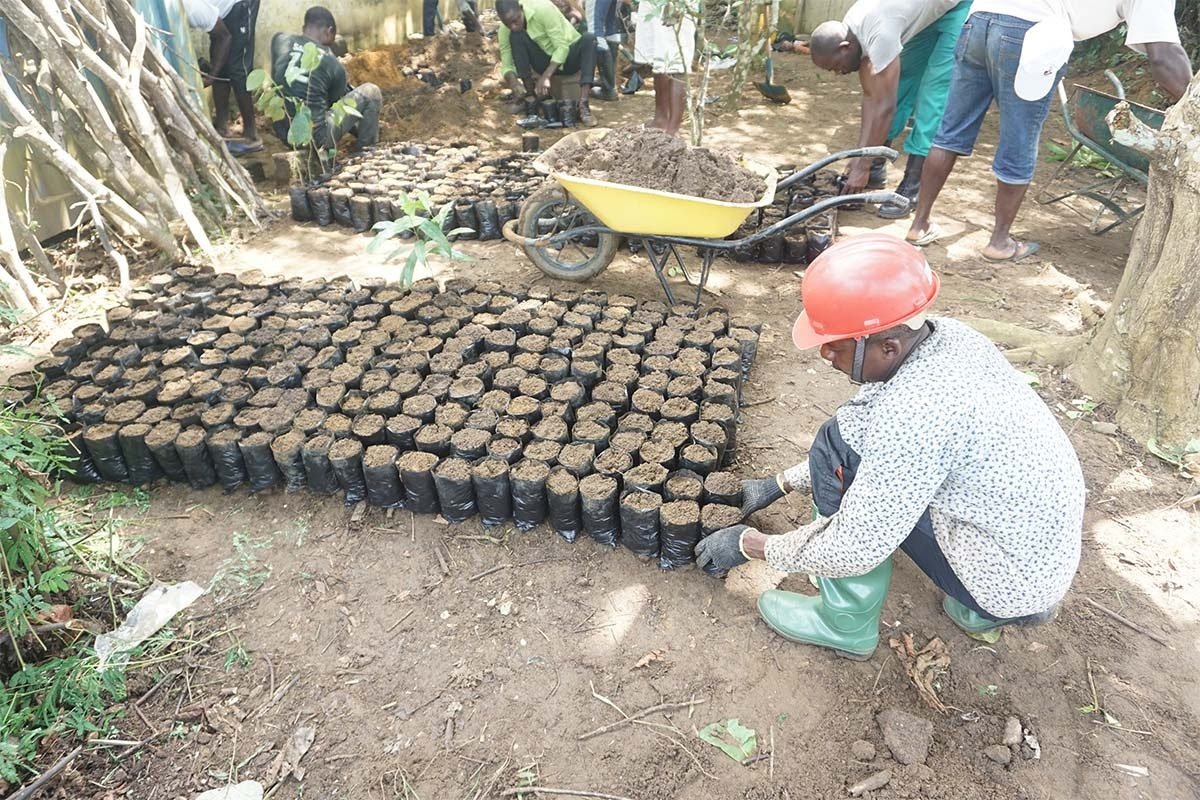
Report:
44,57,1200,800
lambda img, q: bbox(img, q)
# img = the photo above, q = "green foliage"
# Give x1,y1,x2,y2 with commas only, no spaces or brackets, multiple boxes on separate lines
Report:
698,718,758,762
1045,141,1119,178
367,191,473,286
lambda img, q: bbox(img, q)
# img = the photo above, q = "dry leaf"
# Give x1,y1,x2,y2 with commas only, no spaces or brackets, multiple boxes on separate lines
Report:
632,649,665,669
267,726,316,786
888,634,951,713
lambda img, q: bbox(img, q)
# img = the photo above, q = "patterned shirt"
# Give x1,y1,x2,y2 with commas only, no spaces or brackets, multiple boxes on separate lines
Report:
765,317,1085,618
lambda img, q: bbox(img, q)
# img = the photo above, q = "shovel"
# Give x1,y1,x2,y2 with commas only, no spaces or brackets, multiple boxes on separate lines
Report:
755,43,792,104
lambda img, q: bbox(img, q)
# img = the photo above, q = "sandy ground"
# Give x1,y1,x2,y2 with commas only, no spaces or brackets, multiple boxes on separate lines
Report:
38,53,1200,800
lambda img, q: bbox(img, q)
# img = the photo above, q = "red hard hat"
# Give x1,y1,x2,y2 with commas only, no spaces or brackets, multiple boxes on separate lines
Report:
792,233,939,350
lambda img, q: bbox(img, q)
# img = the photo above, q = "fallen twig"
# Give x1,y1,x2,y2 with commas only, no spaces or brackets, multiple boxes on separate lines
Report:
386,608,416,633
434,543,451,576
499,787,634,800
579,699,708,740
7,746,82,800
470,564,509,582
1083,597,1173,649
135,668,181,709
741,394,776,407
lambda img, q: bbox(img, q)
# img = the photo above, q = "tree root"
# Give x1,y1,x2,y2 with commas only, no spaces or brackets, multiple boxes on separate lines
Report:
965,319,1084,367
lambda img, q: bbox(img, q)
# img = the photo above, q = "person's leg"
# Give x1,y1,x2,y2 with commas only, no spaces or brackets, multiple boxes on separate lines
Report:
649,73,671,128
210,31,232,136
981,18,1061,260
905,0,970,158
664,75,686,135
898,516,996,618
344,83,383,147
875,27,932,215
906,13,993,243
220,0,258,144
423,0,439,35
510,30,550,97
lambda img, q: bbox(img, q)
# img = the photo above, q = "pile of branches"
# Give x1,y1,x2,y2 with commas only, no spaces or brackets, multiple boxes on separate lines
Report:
0,0,266,320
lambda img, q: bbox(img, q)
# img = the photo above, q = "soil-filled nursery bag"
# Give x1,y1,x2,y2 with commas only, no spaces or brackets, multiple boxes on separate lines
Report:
679,443,718,475
83,424,129,482
398,450,441,514
664,469,704,502
175,427,218,489
433,457,476,522
546,467,582,543
579,473,619,547
363,444,404,508
474,200,502,241
350,196,374,232
302,434,340,494
118,424,162,485
290,186,313,222
144,421,187,483
472,457,512,527
659,500,701,570
620,490,662,558
331,189,354,227
207,428,247,491
704,471,742,506
65,428,103,483
240,431,282,492
510,459,550,530
308,187,334,225
270,430,308,492
329,437,367,505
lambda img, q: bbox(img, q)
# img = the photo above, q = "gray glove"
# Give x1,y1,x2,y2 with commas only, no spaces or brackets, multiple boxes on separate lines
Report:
740,475,785,519
695,524,751,577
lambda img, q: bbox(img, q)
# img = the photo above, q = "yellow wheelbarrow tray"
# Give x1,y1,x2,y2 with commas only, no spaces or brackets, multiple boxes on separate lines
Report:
532,129,780,239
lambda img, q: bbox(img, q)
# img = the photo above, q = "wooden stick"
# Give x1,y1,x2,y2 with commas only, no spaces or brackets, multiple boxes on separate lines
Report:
499,788,634,800
1082,597,1173,649
7,746,82,800
578,699,707,740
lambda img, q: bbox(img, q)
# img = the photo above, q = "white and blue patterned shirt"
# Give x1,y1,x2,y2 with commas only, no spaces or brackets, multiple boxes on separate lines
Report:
766,317,1085,618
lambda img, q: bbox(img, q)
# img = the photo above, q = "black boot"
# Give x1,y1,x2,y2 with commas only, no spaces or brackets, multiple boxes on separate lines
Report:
867,139,891,189
577,98,596,127
541,99,563,129
559,99,578,128
878,154,924,219
516,97,545,129
597,47,619,101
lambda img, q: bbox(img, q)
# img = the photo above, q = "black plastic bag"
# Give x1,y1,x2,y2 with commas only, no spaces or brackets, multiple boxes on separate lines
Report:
350,196,374,232
372,197,394,224
472,457,512,527
398,450,441,514
385,414,422,451
207,429,248,491
83,424,129,482
454,200,478,240
271,430,309,492
175,427,218,489
302,434,340,494
664,469,704,502
620,490,661,558
144,422,188,483
546,467,581,543
579,473,619,547
703,471,742,506
239,432,281,492
510,459,549,531
329,437,367,505
679,443,718,475
474,200,501,241
659,500,701,570
363,444,404,508
331,189,354,227
309,187,334,226
433,457,476,522
118,423,162,485
290,186,313,222
65,428,103,483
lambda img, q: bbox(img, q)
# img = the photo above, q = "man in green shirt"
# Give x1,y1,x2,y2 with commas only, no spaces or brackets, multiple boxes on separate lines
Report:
497,0,600,125
271,7,382,149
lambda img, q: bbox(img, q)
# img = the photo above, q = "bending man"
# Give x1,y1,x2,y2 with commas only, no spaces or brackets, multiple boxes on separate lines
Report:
906,0,1190,260
184,0,262,155
809,0,971,217
696,233,1085,659
498,0,600,126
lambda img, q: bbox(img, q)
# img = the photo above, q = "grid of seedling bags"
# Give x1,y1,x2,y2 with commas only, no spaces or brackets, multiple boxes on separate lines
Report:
11,266,761,571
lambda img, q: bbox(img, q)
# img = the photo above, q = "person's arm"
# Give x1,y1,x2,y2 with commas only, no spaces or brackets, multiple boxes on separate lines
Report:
1144,41,1191,103
529,5,572,96
842,55,901,194
562,0,585,23
499,25,517,78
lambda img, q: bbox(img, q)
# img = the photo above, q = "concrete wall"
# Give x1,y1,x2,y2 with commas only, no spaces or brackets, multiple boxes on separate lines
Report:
781,0,856,34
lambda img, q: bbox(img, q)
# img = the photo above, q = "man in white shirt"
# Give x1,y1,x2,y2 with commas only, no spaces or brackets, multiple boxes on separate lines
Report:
809,0,972,218
695,233,1085,659
184,0,262,154
904,0,1189,261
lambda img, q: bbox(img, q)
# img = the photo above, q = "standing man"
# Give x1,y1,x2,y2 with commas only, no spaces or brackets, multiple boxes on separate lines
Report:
272,7,383,151
497,0,600,126
586,0,622,100
695,234,1085,659
184,0,262,155
809,0,972,217
633,0,695,136
906,0,1190,261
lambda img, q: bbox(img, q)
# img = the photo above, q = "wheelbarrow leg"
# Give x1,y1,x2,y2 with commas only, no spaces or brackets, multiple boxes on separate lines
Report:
694,249,715,306
643,238,678,305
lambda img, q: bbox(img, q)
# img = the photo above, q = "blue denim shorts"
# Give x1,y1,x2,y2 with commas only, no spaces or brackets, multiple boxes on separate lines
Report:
931,12,1065,185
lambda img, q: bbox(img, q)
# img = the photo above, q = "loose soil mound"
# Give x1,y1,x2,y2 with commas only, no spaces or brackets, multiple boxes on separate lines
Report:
548,124,764,202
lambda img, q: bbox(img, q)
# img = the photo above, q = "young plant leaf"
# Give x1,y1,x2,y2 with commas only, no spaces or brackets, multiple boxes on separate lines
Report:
698,719,757,762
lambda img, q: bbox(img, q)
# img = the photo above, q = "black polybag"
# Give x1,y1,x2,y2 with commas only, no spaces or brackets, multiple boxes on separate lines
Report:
546,468,581,543
146,422,188,483
239,432,281,492
308,187,334,226
83,424,129,482
290,186,313,222
118,423,162,485
579,473,619,547
270,431,309,492
65,428,103,483
302,434,340,494
619,491,661,557
474,200,501,241
329,437,367,505
363,444,405,508
510,459,549,531
331,190,354,227
658,500,701,570
207,429,248,491
350,196,374,232
398,451,440,514
175,427,218,489
472,458,512,527
433,457,477,522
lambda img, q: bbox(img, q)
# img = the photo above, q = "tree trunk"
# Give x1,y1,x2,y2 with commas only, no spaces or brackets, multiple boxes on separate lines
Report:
1067,79,1200,450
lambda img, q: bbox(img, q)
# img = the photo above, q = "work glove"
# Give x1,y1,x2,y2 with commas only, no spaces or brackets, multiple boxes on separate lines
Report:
695,524,752,577
740,475,785,520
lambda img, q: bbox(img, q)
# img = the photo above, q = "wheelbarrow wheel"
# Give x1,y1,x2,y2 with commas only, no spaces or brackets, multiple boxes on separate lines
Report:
518,183,618,281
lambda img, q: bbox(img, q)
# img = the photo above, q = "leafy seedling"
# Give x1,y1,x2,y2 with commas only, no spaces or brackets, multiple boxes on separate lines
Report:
978,684,999,698
698,719,757,763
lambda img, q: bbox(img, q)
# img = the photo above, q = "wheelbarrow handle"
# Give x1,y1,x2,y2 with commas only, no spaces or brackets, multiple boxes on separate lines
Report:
778,146,901,190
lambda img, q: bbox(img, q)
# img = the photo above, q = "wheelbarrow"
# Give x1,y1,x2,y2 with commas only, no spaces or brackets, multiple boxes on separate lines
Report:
1035,71,1166,234
501,129,907,304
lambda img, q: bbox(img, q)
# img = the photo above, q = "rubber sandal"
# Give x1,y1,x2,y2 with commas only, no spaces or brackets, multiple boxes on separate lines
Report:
906,224,943,247
227,140,264,156
982,240,1040,263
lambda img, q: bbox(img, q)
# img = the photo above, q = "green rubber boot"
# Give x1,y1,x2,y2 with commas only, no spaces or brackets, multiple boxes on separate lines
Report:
942,596,1004,634
757,559,894,660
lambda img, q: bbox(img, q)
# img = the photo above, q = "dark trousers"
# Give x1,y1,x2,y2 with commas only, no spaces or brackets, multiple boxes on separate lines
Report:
510,30,598,87
423,0,439,35
809,417,1000,620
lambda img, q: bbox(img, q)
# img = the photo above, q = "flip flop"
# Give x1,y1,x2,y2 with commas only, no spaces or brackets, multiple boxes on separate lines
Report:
906,224,944,247
982,240,1040,263
227,140,264,157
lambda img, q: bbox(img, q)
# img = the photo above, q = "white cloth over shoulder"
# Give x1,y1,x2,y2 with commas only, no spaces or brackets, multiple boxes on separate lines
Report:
633,0,696,74
182,0,239,31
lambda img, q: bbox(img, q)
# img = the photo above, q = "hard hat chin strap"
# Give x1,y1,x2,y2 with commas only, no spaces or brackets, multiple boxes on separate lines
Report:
851,336,867,385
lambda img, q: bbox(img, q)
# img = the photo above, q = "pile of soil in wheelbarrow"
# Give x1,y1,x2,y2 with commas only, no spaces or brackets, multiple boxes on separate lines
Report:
548,125,764,203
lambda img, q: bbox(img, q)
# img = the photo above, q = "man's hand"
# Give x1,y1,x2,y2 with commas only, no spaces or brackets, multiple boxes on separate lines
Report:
740,476,785,519
840,159,871,195
536,75,552,97
695,524,753,576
